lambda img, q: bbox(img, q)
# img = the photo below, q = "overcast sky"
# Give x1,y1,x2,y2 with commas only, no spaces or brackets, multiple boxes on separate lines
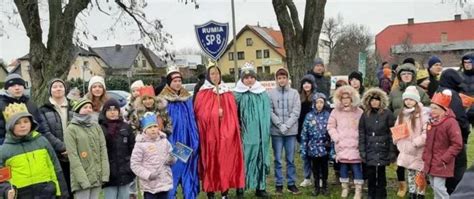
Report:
0,0,471,63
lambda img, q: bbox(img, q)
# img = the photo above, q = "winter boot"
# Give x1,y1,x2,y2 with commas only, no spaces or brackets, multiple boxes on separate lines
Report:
321,180,329,195
417,194,425,199
312,178,321,196
409,193,417,199
397,181,407,198
354,184,363,199
341,182,350,198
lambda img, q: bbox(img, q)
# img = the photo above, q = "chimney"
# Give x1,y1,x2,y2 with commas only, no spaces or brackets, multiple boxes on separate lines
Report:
115,44,121,51
408,18,414,25
454,14,461,21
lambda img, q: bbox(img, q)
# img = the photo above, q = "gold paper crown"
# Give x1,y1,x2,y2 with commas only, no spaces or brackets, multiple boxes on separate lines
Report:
206,58,218,69
241,62,256,73
2,103,29,122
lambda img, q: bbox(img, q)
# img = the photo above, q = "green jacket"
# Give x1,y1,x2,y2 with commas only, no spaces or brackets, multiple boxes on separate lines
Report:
64,119,109,192
0,130,67,197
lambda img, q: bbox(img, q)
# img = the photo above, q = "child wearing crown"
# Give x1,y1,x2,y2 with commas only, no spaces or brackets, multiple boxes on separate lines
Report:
131,86,172,135
64,98,109,198
422,89,463,199
0,103,68,198
131,112,176,199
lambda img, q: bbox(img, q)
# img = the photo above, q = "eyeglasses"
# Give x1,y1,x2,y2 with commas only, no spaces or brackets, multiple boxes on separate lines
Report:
464,61,472,64
400,72,412,76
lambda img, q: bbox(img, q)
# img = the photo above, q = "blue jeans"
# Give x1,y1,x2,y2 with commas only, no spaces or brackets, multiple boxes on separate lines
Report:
303,155,312,179
340,163,364,184
272,135,297,186
104,184,130,199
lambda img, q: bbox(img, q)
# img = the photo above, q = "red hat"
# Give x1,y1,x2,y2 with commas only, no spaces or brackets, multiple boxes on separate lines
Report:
431,89,452,110
138,86,155,98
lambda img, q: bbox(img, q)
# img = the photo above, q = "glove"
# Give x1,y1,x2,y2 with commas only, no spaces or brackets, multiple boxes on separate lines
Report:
149,172,159,180
279,124,288,133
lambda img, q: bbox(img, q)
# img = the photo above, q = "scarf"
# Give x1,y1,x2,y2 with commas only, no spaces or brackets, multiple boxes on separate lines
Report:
105,119,121,138
71,113,93,127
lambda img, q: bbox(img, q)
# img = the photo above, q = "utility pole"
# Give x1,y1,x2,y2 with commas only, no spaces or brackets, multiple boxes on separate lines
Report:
231,0,238,82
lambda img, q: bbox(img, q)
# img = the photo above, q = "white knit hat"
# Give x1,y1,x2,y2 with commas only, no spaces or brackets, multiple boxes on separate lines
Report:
130,80,144,89
88,76,106,91
402,86,420,103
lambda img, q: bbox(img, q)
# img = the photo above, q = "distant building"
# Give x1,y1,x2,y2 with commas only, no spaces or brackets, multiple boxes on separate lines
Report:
91,44,166,77
376,15,474,66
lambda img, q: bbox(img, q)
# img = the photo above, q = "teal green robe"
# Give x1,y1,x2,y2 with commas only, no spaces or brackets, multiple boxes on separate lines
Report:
234,81,271,190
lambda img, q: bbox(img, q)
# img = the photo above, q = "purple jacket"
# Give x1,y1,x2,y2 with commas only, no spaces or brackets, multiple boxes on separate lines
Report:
131,133,176,194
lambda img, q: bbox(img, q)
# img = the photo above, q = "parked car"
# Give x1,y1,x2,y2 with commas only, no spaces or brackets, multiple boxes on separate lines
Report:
106,90,130,108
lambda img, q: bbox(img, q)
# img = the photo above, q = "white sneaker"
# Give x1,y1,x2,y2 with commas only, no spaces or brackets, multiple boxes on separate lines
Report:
299,179,313,187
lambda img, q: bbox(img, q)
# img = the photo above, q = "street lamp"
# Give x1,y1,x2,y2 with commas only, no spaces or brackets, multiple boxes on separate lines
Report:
81,59,89,95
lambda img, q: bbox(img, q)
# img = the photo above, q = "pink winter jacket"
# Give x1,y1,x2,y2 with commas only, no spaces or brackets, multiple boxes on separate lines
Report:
328,106,364,163
130,133,177,194
394,104,430,171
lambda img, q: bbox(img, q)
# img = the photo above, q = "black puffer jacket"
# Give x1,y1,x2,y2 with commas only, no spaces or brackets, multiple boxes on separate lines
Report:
358,88,396,166
298,75,317,142
0,93,65,152
99,119,136,187
308,71,331,98
438,69,470,143
39,101,73,144
459,54,474,124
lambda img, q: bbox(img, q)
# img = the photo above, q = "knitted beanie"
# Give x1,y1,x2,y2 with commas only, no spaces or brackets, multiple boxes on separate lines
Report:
402,86,420,103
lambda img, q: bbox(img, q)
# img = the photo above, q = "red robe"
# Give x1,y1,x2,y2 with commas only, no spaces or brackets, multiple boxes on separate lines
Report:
194,82,245,192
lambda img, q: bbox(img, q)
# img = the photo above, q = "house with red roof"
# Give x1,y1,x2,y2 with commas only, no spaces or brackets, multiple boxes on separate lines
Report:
376,15,474,66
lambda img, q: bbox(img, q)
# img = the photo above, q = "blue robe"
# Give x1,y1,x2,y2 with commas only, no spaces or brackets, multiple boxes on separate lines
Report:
160,86,199,199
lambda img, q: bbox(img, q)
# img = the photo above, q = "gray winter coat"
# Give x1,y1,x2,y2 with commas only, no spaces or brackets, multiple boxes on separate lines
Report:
269,84,301,136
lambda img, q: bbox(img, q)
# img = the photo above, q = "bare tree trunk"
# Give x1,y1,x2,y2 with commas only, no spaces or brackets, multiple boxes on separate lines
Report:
272,0,326,87
14,0,90,104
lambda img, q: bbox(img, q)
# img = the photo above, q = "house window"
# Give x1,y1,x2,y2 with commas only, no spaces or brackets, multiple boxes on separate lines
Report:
263,49,270,58
237,51,245,60
228,52,234,61
229,68,235,75
134,60,138,67
257,66,263,74
441,32,448,43
142,60,147,68
246,38,253,46
264,66,270,73
256,50,262,59
83,61,89,67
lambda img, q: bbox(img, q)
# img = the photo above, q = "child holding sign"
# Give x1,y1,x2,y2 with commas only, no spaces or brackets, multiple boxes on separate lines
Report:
0,103,68,198
393,86,430,198
131,112,176,199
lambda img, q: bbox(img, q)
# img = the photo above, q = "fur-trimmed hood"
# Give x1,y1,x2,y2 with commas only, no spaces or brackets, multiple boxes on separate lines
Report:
134,95,168,113
361,87,389,111
333,85,360,109
159,85,192,102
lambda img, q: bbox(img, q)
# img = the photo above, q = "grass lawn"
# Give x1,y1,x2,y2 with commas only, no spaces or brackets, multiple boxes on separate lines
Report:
180,132,474,199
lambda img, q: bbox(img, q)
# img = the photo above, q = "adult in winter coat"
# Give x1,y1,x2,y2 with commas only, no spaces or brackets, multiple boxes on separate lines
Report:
459,54,474,125
423,90,462,199
427,56,443,98
194,64,245,198
389,63,431,117
99,99,135,198
0,74,66,153
393,86,430,199
300,92,331,196
436,68,470,194
359,88,396,199
297,74,318,188
450,163,474,199
268,67,302,195
307,57,331,98
233,64,271,197
0,103,68,198
159,69,200,199
39,78,74,195
327,85,364,199
64,98,109,198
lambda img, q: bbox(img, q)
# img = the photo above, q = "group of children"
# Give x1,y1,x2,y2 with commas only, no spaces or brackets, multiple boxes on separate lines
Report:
298,82,463,199
0,75,177,199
